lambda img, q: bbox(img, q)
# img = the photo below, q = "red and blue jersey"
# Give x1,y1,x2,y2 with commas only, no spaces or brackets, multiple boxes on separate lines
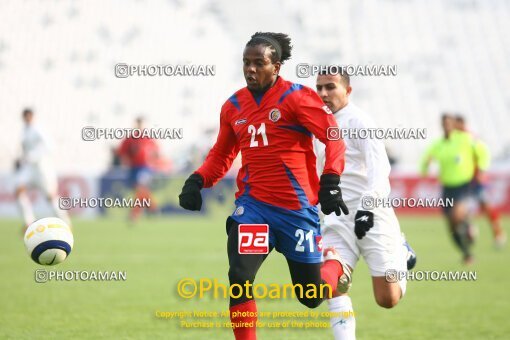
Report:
118,137,158,168
195,77,345,210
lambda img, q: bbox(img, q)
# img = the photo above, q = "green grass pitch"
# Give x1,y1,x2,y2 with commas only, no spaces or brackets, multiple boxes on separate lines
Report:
0,209,508,339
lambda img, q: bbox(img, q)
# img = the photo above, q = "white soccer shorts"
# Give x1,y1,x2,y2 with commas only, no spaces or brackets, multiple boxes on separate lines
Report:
15,163,58,196
322,200,407,278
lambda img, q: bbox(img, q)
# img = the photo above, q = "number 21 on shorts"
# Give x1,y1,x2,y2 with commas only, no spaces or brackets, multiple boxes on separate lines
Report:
295,229,318,252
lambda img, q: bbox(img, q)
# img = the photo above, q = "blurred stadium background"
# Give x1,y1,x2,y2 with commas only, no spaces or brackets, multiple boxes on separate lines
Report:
0,0,509,339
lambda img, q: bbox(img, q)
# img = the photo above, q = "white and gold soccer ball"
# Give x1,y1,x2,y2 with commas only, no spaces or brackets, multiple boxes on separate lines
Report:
24,217,73,265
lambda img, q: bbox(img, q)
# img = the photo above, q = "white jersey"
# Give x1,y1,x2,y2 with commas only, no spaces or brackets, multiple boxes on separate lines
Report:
314,102,391,209
21,124,53,166
316,103,407,280
16,124,57,194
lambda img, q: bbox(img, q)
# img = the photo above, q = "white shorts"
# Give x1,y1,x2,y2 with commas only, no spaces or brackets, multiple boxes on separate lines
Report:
15,163,57,196
322,200,407,278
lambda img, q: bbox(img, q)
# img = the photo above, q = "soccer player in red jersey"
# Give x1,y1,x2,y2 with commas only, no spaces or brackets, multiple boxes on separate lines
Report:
179,32,350,340
118,117,159,222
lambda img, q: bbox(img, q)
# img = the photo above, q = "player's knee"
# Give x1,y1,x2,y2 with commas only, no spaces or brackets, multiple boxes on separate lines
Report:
228,266,254,285
15,186,25,196
297,296,322,309
375,292,400,309
452,205,467,224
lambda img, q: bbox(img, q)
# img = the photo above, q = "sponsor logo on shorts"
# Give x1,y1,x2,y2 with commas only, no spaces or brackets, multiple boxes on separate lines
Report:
315,236,323,252
238,224,269,254
235,119,247,126
234,206,244,216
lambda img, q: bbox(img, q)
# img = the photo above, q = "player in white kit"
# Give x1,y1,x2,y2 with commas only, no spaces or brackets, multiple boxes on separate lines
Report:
14,109,70,231
314,70,416,339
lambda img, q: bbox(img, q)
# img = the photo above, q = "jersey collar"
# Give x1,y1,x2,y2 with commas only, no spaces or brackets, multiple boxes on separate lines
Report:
248,76,283,106
334,101,351,116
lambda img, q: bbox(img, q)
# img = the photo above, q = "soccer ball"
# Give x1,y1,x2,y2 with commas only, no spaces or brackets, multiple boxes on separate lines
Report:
24,217,73,265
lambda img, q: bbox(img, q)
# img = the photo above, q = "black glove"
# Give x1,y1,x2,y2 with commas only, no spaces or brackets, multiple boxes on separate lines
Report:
354,210,374,240
318,174,349,216
178,173,204,211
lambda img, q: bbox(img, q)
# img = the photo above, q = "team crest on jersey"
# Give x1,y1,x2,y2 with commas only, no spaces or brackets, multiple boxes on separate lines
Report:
268,108,281,122
234,206,245,216
322,105,333,115
235,118,247,126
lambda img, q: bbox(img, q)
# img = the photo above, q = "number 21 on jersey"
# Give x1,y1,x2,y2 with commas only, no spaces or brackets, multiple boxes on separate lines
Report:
248,123,268,147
